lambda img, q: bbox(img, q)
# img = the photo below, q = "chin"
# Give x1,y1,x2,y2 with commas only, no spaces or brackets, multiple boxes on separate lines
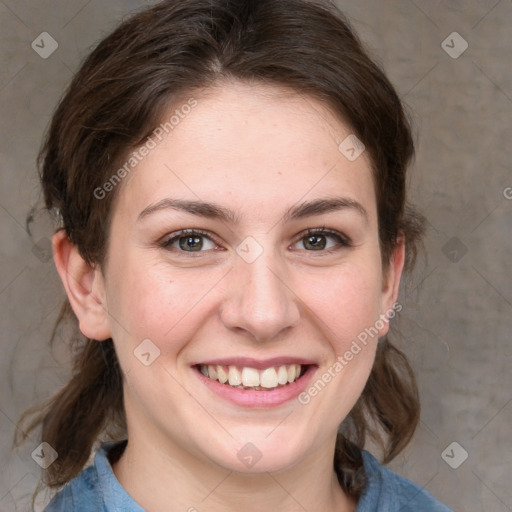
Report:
197,429,311,474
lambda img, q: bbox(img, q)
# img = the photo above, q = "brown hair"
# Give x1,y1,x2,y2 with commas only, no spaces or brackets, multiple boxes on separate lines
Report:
15,0,424,504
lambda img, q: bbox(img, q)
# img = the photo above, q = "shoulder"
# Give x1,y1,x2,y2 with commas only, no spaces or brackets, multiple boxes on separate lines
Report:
358,450,454,511
42,440,135,512
42,464,103,512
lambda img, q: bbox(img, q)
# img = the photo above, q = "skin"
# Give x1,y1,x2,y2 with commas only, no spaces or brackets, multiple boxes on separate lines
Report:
53,80,405,512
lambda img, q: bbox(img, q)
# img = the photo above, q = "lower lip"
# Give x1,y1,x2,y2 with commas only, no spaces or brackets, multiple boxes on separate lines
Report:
193,365,317,408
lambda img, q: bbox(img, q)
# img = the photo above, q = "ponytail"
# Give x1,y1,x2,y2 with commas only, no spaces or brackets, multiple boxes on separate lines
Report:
14,301,126,500
334,336,420,497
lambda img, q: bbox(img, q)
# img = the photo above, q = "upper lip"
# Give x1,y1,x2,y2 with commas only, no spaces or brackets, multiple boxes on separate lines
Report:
192,357,317,370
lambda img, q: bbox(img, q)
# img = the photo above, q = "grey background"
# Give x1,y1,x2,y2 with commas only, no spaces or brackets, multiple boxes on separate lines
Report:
1,0,511,510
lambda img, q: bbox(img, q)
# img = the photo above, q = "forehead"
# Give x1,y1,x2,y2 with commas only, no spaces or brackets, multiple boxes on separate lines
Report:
113,81,376,225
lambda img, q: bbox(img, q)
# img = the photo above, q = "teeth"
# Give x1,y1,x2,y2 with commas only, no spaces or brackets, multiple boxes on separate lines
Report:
199,363,304,390
228,366,242,386
208,366,217,380
242,367,260,387
260,367,278,388
217,365,228,383
277,365,288,385
288,364,297,382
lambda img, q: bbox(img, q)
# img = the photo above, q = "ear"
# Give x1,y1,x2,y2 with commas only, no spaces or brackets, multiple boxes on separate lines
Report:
52,229,112,341
378,236,406,336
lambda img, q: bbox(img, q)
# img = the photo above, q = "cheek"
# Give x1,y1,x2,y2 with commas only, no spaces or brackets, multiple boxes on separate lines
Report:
303,263,384,345
295,265,382,424
107,258,218,355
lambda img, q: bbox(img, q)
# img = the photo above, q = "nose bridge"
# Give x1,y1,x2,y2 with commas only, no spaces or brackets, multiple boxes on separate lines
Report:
221,239,300,341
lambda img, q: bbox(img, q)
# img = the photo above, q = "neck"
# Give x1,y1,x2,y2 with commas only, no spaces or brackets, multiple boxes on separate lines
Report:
111,431,356,512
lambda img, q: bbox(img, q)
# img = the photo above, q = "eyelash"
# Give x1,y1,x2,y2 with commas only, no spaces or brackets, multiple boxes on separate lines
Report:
159,227,352,255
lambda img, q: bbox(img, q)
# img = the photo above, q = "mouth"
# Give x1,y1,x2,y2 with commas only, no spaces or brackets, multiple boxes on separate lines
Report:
194,363,309,391
191,356,318,407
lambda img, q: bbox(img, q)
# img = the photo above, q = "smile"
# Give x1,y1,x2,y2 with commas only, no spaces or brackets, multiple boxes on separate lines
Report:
192,358,317,407
197,363,306,390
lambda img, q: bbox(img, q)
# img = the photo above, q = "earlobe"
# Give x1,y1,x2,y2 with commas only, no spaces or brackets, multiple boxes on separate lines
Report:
378,237,406,336
52,229,112,341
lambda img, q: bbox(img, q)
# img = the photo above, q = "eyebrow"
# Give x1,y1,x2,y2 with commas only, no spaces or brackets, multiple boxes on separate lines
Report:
136,196,368,224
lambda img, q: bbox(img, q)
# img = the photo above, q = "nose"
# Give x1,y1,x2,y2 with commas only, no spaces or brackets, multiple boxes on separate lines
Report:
219,245,301,342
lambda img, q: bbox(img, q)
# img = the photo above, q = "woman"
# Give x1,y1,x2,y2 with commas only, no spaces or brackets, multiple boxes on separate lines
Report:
16,0,453,510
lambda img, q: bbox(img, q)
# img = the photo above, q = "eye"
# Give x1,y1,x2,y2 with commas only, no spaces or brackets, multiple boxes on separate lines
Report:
292,228,351,252
159,227,351,255
160,229,218,253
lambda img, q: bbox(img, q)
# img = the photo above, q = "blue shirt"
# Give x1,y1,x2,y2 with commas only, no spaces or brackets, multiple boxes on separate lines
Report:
43,441,453,511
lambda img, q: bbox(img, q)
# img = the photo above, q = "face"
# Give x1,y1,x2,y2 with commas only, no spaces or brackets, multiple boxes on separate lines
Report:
96,81,402,473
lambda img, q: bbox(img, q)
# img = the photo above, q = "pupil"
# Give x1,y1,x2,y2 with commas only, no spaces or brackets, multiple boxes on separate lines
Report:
306,235,325,250
180,236,202,251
